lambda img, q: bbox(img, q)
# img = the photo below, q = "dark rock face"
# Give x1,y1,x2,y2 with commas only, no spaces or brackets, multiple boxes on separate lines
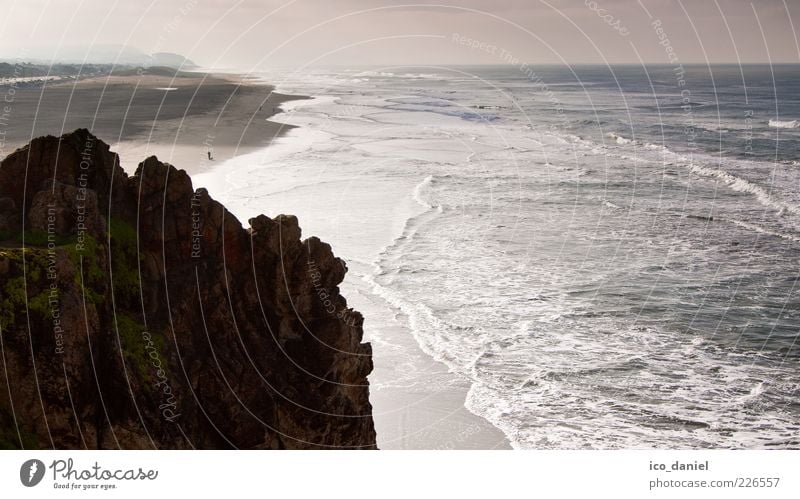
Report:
0,129,376,449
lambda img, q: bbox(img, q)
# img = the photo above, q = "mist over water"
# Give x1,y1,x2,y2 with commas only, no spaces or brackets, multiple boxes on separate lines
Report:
203,65,800,448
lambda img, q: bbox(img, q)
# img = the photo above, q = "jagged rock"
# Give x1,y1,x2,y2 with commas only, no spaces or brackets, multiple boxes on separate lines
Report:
28,181,105,236
0,129,376,449
0,197,17,232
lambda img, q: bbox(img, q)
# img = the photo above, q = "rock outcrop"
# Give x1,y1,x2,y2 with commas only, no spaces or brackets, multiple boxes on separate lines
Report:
0,129,376,449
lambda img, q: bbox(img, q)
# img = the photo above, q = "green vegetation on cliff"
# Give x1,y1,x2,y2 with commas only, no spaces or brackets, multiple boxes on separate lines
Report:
109,218,141,304
0,218,166,387
0,248,52,329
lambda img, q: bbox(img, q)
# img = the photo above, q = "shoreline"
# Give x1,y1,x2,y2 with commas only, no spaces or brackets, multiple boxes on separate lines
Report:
191,89,512,450
1,70,512,449
0,70,307,170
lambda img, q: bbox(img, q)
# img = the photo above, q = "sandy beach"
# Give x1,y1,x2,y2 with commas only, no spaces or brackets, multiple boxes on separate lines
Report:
0,70,306,172
189,96,513,450
1,70,509,449
366,307,512,449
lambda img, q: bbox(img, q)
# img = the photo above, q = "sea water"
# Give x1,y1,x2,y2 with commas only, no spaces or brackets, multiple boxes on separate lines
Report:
197,65,800,449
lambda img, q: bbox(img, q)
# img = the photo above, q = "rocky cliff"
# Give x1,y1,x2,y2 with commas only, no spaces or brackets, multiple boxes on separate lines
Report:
0,129,376,449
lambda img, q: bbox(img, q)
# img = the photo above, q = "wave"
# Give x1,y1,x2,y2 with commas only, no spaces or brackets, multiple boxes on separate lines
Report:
607,132,635,145
554,128,800,219
373,175,445,268
687,162,800,216
726,219,800,243
769,120,800,129
412,175,436,209
269,70,800,448
355,70,443,80
366,274,462,368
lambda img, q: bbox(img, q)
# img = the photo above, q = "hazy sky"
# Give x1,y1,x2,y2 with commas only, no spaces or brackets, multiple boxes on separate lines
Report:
1,0,798,69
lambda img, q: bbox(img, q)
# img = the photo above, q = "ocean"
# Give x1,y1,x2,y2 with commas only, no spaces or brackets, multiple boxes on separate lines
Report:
195,64,800,449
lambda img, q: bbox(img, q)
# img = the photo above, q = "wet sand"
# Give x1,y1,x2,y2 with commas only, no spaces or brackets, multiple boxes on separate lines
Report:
1,72,512,449
190,116,513,450
0,72,306,171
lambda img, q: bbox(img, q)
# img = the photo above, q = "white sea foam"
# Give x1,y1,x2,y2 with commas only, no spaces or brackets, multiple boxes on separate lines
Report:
220,67,800,449
686,162,800,216
607,132,635,145
769,119,800,129
412,175,435,209
726,219,800,243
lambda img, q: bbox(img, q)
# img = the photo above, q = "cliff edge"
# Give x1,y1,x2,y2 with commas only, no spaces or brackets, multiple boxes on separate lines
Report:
0,129,376,449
